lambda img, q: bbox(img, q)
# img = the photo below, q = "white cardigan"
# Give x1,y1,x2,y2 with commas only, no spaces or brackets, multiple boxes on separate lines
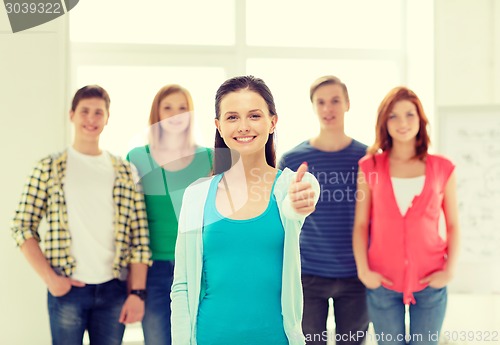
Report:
170,168,320,345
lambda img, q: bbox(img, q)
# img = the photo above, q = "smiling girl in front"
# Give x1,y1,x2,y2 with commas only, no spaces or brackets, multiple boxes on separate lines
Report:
171,76,320,345
353,87,460,345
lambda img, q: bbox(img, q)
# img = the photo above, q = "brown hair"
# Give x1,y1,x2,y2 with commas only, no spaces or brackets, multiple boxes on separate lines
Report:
71,85,110,112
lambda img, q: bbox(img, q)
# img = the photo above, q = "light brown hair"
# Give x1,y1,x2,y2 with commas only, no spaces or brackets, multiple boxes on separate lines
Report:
368,86,430,160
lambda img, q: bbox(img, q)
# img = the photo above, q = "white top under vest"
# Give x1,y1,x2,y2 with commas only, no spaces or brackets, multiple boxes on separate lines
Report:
64,146,115,284
391,176,425,216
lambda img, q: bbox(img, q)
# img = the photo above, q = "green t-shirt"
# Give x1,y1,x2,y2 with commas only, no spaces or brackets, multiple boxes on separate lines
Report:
127,145,212,260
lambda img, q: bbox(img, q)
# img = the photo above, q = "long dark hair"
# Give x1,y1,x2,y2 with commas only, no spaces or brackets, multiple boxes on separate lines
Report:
213,75,277,174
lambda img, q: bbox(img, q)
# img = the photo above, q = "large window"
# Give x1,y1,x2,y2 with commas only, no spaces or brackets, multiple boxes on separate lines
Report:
70,0,235,45
246,0,402,50
70,0,433,160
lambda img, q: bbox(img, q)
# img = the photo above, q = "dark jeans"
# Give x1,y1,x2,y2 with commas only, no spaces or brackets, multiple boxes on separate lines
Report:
47,278,127,345
302,274,369,345
142,260,175,345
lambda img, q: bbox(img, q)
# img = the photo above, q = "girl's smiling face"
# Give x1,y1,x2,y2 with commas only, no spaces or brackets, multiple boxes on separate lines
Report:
215,89,277,158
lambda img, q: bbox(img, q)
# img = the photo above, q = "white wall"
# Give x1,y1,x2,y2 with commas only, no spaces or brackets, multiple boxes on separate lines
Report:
436,0,498,105
0,10,68,345
435,0,500,337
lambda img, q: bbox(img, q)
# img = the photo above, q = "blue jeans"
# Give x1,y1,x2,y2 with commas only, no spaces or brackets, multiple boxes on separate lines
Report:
142,260,175,345
367,286,447,345
47,278,127,345
302,275,369,345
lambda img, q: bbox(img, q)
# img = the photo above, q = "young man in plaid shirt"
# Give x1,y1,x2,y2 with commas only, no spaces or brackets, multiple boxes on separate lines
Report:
11,85,151,345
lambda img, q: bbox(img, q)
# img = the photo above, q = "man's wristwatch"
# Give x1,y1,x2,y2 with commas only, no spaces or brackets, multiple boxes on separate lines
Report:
130,289,147,301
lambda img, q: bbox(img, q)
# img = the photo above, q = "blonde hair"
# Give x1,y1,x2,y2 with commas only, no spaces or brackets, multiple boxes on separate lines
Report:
309,75,349,103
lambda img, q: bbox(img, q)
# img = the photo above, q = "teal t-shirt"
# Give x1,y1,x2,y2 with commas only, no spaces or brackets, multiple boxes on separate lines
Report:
127,145,212,261
196,171,288,345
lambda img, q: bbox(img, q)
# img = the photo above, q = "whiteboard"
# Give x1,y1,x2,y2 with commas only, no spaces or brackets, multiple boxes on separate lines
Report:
438,105,500,293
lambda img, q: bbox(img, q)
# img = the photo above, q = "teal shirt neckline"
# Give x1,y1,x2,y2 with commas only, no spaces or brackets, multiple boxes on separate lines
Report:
207,170,282,223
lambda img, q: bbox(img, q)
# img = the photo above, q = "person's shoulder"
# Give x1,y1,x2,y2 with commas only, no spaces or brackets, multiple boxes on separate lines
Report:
108,151,127,164
183,174,215,200
107,152,135,177
282,141,311,156
196,145,212,152
427,153,455,170
34,151,65,169
277,167,293,181
278,142,310,169
186,173,215,191
127,144,148,154
126,145,149,161
350,138,369,151
358,153,373,167
38,153,57,165
359,151,386,170
195,146,214,158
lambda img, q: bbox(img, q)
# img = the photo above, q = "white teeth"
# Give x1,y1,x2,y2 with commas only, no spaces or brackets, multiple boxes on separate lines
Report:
235,137,254,142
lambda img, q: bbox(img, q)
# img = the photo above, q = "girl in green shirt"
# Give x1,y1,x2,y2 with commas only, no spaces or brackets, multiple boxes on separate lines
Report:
127,84,212,345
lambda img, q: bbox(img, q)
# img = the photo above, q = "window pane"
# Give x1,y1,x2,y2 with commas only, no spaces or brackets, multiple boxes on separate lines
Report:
75,66,227,156
246,0,401,49
70,0,234,45
246,58,401,157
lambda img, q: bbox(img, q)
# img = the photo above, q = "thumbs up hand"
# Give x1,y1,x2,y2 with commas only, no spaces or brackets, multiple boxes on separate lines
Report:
289,162,316,215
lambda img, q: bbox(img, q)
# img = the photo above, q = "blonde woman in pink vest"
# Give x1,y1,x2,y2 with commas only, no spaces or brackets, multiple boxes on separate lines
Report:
352,86,460,345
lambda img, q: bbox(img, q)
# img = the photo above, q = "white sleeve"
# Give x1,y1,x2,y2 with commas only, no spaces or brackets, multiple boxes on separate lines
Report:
281,171,320,221
170,190,193,345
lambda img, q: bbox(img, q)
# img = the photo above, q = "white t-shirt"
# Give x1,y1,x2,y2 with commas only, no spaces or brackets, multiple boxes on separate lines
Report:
64,146,115,284
391,176,425,216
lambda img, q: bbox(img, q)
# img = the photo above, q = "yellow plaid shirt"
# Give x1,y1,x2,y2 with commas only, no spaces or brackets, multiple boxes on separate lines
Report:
11,150,151,279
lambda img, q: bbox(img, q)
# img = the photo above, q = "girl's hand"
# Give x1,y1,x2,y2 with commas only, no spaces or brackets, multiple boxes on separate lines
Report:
359,270,393,290
289,162,316,216
419,269,453,289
